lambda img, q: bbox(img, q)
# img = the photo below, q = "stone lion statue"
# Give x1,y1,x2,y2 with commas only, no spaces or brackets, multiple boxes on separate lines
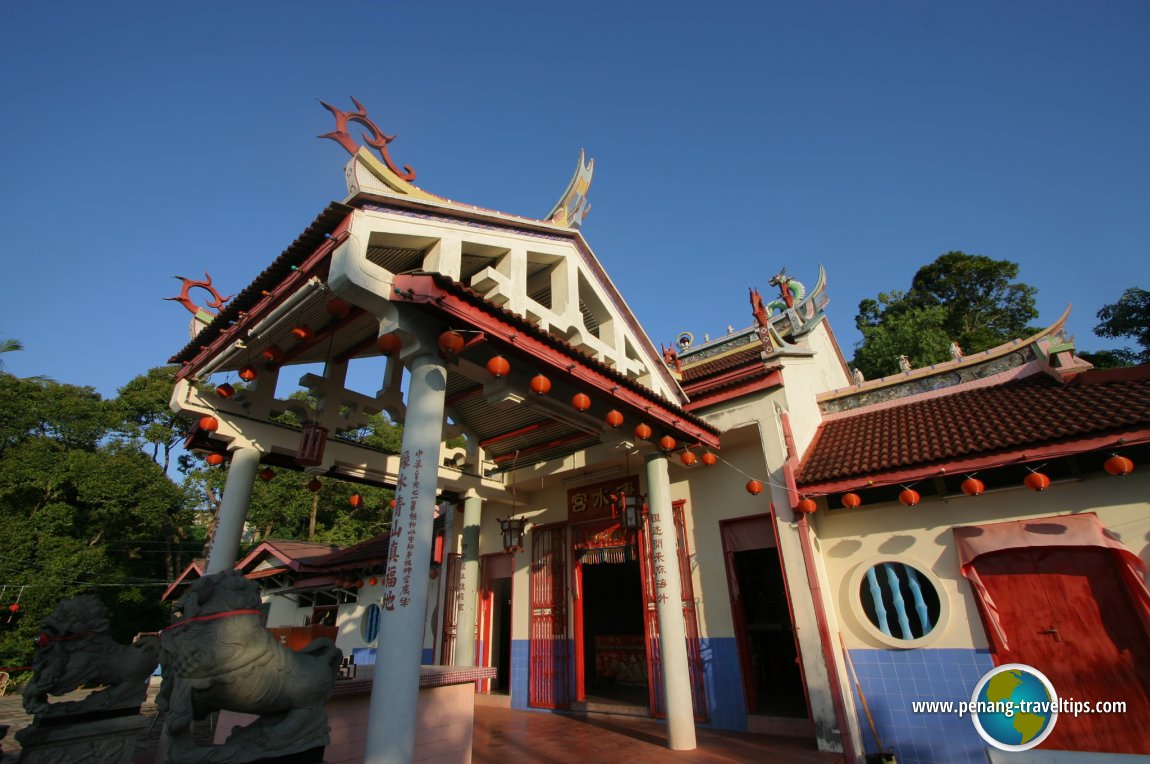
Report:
21,594,161,718
157,570,343,763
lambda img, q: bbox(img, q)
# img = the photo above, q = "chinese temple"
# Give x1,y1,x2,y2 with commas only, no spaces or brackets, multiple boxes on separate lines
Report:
167,99,1150,763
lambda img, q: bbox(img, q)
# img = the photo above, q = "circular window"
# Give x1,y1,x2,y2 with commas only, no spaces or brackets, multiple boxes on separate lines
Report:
853,560,946,647
361,603,381,644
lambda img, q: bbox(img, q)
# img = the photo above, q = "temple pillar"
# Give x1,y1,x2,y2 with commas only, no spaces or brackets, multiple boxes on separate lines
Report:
205,443,261,575
645,452,697,751
364,352,448,764
454,493,483,666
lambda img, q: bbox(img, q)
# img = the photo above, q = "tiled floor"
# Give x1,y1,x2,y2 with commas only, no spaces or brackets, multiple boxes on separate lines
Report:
0,687,841,763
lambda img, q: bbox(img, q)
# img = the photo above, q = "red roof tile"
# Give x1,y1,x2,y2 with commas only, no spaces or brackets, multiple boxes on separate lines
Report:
796,368,1150,488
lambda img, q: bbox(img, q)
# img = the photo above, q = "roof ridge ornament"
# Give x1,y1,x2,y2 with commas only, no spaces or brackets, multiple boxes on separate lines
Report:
319,96,416,181
547,149,594,229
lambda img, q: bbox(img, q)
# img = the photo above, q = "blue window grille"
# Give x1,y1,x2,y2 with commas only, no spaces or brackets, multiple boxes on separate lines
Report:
361,603,381,644
859,562,940,640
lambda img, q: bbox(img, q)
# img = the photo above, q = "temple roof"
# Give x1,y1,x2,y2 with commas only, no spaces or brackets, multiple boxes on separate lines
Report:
796,365,1150,493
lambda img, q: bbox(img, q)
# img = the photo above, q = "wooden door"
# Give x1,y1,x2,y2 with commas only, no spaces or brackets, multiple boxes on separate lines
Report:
438,552,462,665
975,547,1150,753
529,524,569,708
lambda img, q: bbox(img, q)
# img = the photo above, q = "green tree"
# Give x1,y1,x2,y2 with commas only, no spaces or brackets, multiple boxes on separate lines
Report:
113,365,194,473
852,251,1040,379
1090,287,1150,366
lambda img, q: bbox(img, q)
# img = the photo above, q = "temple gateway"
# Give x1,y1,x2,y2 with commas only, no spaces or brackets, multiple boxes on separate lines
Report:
165,100,1150,763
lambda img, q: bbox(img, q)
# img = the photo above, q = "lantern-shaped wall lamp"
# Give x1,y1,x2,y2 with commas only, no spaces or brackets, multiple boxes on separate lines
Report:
498,516,528,553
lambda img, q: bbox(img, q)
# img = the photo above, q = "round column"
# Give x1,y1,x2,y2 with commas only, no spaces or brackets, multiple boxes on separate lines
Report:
205,444,261,575
645,451,697,750
454,494,483,666
364,352,448,764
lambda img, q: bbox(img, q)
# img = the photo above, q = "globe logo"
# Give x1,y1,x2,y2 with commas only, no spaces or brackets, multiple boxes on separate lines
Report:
970,663,1059,751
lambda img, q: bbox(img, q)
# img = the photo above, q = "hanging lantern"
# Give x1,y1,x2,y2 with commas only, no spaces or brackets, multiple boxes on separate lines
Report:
1024,472,1051,492
841,492,862,509
796,497,818,514
368,577,378,586
376,333,402,356
296,423,329,467
8,603,19,614
349,493,363,509
389,499,397,510
571,393,592,411
681,451,698,467
261,344,284,362
659,435,677,453
238,366,258,382
616,492,646,531
354,579,364,589
486,356,511,378
498,516,528,553
258,467,276,482
438,330,465,355
899,488,921,507
701,451,718,467
306,478,323,493
529,374,552,395
746,479,763,495
291,325,314,342
1104,455,1134,476
199,416,219,432
205,453,225,467
325,298,351,319
634,423,653,440
961,477,985,496
215,382,235,399
605,410,624,428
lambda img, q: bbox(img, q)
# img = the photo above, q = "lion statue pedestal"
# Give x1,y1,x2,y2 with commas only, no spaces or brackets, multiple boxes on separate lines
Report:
158,570,342,764
14,594,161,764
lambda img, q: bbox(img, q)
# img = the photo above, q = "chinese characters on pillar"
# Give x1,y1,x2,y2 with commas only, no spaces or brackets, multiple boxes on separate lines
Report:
649,513,671,604
383,449,425,611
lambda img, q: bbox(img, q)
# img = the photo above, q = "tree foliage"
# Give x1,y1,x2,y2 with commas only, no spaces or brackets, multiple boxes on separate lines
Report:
852,251,1040,379
1091,287,1150,366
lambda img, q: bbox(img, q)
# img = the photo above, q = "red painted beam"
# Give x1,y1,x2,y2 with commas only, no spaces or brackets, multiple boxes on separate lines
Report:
391,274,720,449
491,432,597,463
480,419,558,449
446,385,484,407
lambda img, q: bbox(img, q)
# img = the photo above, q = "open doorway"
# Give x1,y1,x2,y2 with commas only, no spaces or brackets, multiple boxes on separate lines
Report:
479,552,514,695
578,557,648,708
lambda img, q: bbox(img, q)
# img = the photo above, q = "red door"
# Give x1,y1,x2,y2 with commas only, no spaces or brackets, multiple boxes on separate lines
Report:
529,524,569,708
975,547,1150,753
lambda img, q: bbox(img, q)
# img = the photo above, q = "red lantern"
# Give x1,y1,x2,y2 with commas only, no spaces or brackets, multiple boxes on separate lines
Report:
199,416,219,432
634,423,652,440
701,451,718,467
486,356,511,378
205,453,225,466
326,298,351,319
681,451,698,467
354,579,364,589
389,499,397,509
529,374,552,395
376,333,402,355
961,477,985,496
1104,455,1134,476
238,366,258,382
438,330,465,355
215,382,235,398
307,478,322,493
571,393,591,411
746,479,763,495
258,467,276,482
368,577,378,586
349,493,363,508
797,498,818,514
841,492,862,509
659,435,677,452
899,488,921,507
261,344,284,362
8,603,19,613
291,325,314,342
605,410,624,428
1024,472,1051,492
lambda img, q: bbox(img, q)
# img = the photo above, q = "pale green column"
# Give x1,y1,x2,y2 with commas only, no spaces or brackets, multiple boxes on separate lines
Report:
364,352,448,764
645,451,697,750
454,494,483,666
205,444,261,575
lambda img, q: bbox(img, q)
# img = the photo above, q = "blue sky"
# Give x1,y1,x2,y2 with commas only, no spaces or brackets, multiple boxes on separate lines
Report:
2,1,1148,398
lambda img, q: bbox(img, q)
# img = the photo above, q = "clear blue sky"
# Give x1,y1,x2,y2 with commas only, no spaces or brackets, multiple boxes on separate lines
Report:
2,1,1148,397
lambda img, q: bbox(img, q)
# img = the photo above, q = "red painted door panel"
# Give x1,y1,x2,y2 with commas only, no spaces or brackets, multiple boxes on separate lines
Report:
529,525,569,708
976,547,1150,753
